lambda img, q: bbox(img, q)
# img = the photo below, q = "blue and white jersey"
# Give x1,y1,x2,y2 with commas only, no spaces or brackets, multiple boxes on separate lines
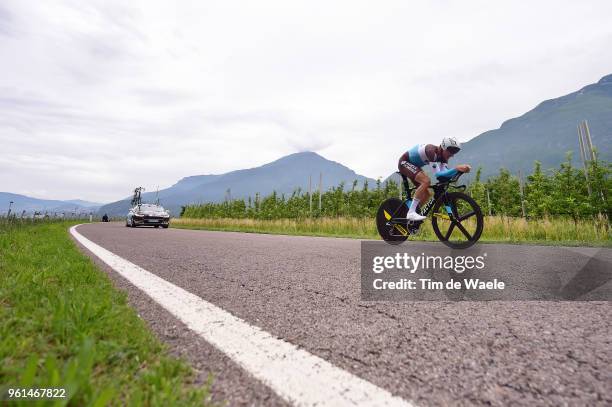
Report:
406,144,457,178
406,144,445,170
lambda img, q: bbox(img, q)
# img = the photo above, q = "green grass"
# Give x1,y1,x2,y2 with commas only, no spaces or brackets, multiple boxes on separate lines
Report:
172,216,612,247
0,220,214,406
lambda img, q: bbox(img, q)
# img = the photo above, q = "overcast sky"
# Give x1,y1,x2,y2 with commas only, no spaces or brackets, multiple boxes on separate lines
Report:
1,0,611,203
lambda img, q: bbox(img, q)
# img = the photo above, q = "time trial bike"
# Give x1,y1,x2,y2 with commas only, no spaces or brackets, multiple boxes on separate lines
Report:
376,171,484,249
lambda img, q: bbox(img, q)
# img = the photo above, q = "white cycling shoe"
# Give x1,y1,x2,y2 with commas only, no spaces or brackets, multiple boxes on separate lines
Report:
406,212,426,222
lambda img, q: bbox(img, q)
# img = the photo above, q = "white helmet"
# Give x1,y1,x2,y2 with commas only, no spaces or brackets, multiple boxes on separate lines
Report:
441,137,461,152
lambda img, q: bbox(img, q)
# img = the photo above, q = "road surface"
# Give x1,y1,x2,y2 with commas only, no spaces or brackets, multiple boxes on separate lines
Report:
72,222,611,406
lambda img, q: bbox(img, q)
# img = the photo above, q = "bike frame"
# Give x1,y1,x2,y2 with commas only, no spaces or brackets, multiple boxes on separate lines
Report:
388,173,465,225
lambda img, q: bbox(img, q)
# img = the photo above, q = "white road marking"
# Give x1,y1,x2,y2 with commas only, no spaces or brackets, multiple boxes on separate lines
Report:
71,225,415,407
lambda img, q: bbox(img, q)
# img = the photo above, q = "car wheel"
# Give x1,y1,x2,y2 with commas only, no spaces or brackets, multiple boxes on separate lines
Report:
162,225,169,229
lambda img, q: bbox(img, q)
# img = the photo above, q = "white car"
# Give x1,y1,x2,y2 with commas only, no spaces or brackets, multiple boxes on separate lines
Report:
126,204,170,228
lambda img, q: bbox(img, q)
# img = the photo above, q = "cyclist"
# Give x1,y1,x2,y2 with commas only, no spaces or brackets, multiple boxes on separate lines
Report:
398,137,471,221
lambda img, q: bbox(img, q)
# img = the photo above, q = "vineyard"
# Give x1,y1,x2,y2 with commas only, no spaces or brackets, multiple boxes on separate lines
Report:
181,154,611,224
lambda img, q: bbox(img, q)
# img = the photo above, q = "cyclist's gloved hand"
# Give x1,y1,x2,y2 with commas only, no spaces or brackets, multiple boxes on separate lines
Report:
456,164,471,173
435,168,459,180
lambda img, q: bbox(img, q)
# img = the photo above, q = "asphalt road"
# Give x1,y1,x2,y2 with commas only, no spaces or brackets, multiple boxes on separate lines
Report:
73,222,612,406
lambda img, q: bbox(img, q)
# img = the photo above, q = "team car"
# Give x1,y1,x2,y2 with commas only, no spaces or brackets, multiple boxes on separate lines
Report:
126,203,170,228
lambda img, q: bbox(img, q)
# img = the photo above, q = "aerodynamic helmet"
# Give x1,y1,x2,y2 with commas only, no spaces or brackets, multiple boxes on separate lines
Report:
441,137,461,154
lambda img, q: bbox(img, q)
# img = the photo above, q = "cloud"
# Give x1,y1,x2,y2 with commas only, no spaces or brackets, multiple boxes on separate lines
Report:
131,87,197,106
1,0,612,202
0,4,14,36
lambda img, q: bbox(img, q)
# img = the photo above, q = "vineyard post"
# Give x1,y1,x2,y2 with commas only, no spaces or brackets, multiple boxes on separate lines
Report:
399,175,402,200
518,170,526,218
582,120,596,161
486,187,492,216
583,120,606,207
309,175,312,217
318,172,322,212
578,122,592,197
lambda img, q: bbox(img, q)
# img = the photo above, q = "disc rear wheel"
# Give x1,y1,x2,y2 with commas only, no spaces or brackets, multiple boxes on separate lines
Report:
376,198,409,244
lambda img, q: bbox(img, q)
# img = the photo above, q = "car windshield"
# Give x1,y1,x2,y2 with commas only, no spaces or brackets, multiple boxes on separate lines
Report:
139,204,165,211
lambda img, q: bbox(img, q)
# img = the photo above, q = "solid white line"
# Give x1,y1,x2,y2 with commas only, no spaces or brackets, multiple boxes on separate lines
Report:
70,225,415,407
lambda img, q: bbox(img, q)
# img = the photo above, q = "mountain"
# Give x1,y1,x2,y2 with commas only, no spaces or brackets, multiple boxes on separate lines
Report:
461,74,612,179
63,199,103,208
98,151,376,216
0,192,102,215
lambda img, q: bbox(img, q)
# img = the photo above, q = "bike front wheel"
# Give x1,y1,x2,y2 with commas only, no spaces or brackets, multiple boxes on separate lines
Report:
431,192,483,249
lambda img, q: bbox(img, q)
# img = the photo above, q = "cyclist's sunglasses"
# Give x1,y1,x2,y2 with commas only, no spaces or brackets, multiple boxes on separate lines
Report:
447,146,461,154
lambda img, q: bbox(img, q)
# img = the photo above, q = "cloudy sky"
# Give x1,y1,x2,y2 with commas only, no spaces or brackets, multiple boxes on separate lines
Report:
1,0,611,203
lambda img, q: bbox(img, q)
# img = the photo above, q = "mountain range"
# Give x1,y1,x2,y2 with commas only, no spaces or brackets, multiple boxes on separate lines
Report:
0,192,102,216
98,152,376,216
461,73,612,178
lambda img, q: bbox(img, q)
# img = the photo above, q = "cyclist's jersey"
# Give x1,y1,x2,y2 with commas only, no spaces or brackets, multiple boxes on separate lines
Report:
405,144,449,175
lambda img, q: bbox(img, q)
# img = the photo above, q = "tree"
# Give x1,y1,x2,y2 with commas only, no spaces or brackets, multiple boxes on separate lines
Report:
550,152,589,221
467,167,487,211
586,150,611,219
486,169,521,216
525,161,552,218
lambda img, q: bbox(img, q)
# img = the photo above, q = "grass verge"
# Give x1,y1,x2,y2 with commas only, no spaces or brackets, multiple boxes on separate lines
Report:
172,216,611,247
0,221,214,406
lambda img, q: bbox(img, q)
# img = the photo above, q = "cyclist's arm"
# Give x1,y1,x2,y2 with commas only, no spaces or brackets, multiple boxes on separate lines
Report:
430,162,449,174
431,162,459,179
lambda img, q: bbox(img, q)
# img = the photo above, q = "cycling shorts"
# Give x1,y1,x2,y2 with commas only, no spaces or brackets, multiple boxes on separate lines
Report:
398,152,423,187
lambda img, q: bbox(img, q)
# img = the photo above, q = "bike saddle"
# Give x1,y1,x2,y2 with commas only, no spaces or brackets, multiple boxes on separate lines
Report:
395,171,408,180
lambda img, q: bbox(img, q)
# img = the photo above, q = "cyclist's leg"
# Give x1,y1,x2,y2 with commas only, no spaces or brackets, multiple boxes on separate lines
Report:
398,157,428,217
413,172,431,204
